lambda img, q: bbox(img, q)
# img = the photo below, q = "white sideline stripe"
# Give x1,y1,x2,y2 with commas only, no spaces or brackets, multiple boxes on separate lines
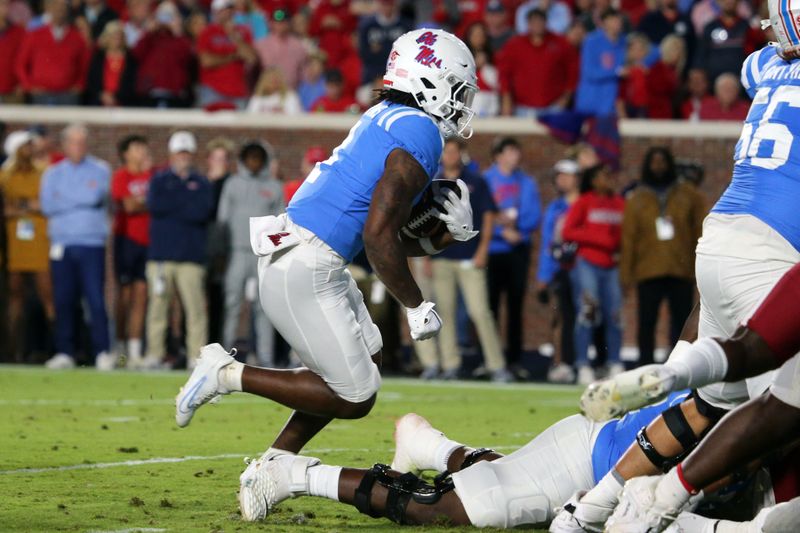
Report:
87,529,167,533
0,445,520,476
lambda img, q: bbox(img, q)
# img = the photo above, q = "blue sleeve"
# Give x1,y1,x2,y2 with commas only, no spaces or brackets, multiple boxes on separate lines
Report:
580,35,618,83
385,111,443,179
39,167,58,216
517,176,541,234
741,46,777,99
536,203,559,284
644,45,660,68
40,164,107,216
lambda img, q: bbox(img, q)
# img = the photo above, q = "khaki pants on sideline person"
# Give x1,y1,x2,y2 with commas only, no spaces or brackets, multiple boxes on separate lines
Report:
145,261,208,364
417,258,506,372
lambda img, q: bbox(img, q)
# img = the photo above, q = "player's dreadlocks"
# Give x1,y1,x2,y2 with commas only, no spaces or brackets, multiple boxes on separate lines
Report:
373,88,424,111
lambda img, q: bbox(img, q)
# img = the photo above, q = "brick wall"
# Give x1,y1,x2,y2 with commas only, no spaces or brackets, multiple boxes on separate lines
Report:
3,112,739,352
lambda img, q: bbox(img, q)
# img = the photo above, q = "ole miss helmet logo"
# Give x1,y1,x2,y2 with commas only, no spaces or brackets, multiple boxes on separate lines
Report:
415,31,442,69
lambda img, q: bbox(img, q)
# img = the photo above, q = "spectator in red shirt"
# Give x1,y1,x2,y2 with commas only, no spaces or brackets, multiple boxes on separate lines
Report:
284,145,327,203
111,134,152,367
197,0,257,110
680,67,709,120
15,0,90,106
86,21,138,107
0,0,25,103
255,7,307,89
310,68,359,112
498,8,578,117
132,1,195,108
644,33,685,119
698,72,749,121
617,32,650,118
562,163,625,385
309,0,357,64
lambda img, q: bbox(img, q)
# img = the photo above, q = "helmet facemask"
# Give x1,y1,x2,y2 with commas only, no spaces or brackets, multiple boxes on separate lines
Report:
412,72,478,139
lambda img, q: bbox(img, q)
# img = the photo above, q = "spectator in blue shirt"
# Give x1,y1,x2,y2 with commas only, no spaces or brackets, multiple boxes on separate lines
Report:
484,137,541,375
536,159,581,383
41,123,114,370
414,139,513,383
575,9,626,117
357,0,413,85
297,53,327,112
143,131,213,370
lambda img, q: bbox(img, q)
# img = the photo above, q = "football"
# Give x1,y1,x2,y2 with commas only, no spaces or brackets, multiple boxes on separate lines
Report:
401,179,462,239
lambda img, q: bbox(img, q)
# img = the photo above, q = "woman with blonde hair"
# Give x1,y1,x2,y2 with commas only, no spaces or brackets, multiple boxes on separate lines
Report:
645,33,686,118
86,20,138,106
247,66,302,114
0,131,54,361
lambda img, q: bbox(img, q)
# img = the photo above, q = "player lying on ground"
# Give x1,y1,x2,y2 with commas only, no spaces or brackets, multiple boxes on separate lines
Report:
551,262,800,531
173,28,482,520
230,393,769,526
605,385,800,532
581,259,800,422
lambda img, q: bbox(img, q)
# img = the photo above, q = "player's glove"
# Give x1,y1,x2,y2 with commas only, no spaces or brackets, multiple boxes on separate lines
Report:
434,179,479,242
406,301,442,341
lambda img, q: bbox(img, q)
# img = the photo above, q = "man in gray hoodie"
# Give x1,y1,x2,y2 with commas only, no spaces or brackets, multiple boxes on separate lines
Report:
217,141,284,366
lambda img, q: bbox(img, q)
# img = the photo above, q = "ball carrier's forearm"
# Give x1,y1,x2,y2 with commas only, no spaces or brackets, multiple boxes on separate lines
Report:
363,149,432,307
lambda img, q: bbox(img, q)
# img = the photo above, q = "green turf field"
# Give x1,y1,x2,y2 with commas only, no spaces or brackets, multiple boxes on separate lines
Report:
0,366,583,532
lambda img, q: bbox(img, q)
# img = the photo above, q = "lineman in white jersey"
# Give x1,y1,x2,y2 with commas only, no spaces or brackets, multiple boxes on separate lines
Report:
172,29,482,521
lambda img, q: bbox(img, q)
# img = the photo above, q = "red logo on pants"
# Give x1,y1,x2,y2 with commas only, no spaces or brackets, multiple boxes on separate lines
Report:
268,232,290,246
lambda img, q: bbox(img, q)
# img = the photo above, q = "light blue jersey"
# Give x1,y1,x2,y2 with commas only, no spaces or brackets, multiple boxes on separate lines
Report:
713,45,800,250
590,391,690,483
287,102,444,261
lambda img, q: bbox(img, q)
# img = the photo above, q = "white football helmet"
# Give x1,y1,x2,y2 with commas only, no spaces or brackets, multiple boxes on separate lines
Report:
765,0,800,58
383,28,478,139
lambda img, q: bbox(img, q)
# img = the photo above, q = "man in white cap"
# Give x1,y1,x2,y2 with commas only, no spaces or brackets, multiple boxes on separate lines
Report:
196,0,257,109
143,131,213,369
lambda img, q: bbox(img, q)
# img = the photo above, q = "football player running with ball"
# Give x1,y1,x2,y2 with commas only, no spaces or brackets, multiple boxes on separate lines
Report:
174,29,480,520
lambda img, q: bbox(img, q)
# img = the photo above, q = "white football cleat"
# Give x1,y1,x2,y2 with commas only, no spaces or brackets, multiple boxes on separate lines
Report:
390,413,448,474
580,364,676,422
45,353,76,369
238,453,320,521
549,491,609,533
606,476,676,533
239,447,295,488
175,343,236,427
95,351,117,371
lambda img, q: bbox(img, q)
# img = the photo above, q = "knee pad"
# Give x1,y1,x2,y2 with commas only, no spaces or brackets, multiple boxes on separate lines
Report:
354,464,455,524
692,389,730,423
636,402,704,472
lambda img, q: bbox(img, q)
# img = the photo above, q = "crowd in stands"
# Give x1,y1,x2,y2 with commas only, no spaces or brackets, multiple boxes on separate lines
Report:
0,122,708,386
0,0,766,120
